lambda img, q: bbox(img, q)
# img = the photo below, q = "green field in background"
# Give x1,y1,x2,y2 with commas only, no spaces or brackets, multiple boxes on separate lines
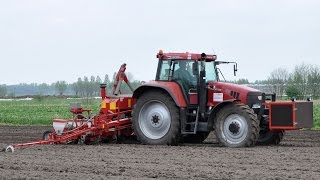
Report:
313,100,320,128
0,97,101,125
0,97,319,128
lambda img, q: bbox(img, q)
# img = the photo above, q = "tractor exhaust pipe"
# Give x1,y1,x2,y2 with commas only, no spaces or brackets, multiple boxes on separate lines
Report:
199,53,207,118
100,84,107,99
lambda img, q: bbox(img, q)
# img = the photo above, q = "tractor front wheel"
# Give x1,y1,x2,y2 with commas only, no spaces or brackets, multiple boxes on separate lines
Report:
214,103,259,147
132,91,180,145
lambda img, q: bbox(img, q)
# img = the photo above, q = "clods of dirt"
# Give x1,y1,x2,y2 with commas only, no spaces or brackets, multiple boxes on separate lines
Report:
1,126,320,179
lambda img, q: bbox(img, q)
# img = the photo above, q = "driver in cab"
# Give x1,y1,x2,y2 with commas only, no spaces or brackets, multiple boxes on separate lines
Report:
174,61,196,92
174,61,194,82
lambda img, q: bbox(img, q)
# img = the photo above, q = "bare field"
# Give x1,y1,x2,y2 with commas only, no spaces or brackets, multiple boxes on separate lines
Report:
1,126,320,180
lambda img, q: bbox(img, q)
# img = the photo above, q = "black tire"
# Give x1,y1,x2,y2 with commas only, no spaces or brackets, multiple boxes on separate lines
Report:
42,130,53,140
257,130,284,145
132,91,180,145
181,132,210,143
214,103,259,147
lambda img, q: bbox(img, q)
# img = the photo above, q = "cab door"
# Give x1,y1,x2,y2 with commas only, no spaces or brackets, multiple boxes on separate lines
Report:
171,60,199,105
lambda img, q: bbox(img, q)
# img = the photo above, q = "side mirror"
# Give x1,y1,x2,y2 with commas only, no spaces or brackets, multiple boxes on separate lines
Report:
192,62,199,76
233,64,238,76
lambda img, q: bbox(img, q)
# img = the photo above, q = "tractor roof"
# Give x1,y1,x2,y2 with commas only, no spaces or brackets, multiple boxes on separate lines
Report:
156,50,217,61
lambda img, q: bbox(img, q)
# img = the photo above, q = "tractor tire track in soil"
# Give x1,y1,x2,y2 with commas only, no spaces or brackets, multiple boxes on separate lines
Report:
1,126,320,179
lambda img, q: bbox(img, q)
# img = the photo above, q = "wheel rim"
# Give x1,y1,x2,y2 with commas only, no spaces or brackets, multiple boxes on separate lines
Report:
138,100,171,140
221,114,248,144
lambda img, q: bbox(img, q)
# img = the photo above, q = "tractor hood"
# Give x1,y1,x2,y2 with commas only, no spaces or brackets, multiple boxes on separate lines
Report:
208,82,263,106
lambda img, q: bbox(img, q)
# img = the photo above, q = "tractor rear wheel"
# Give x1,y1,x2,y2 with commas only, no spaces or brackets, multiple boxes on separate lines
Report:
181,132,210,143
214,103,259,147
132,91,180,145
257,130,284,145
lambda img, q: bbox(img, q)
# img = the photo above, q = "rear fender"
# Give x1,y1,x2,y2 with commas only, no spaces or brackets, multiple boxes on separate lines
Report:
133,81,187,107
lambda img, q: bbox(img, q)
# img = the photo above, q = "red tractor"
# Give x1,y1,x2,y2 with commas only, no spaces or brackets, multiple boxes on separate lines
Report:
3,50,313,152
131,50,313,147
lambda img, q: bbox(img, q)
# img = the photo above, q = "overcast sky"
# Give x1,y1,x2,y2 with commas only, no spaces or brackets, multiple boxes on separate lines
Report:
0,0,319,85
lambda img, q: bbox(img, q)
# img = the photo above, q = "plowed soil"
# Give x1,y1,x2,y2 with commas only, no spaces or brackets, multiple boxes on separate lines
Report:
1,126,320,180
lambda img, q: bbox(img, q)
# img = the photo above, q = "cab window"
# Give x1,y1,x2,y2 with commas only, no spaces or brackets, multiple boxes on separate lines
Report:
205,61,218,82
158,61,171,81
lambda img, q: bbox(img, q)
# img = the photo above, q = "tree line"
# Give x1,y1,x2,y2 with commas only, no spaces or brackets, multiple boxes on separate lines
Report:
233,63,320,99
267,63,320,99
0,72,142,98
1,63,319,99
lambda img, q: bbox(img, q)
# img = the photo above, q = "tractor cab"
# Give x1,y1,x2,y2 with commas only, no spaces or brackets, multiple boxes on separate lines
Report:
155,50,218,105
153,51,220,135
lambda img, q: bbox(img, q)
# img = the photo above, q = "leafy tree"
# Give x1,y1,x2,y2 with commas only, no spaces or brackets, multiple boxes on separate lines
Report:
286,85,301,99
83,76,90,98
95,75,103,96
72,82,78,96
54,81,68,96
289,63,310,99
72,76,101,98
96,76,102,84
76,77,84,97
89,75,96,96
103,74,112,95
104,74,110,84
307,65,320,99
267,68,289,96
38,83,49,95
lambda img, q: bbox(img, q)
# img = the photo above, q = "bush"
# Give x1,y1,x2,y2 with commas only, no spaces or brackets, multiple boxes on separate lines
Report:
286,85,301,99
314,104,320,129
